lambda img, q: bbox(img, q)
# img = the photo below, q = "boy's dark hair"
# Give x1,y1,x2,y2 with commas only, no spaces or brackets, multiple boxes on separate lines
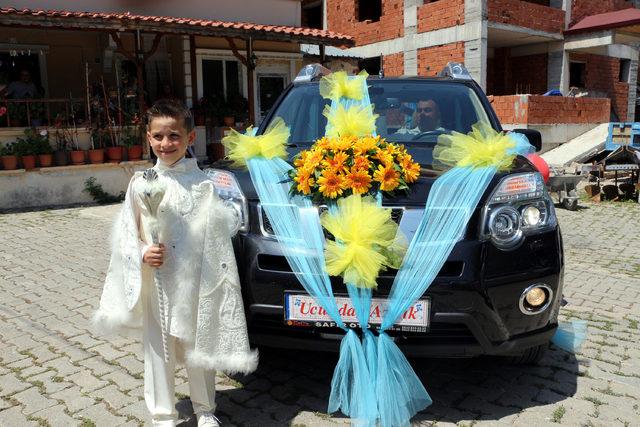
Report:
145,99,193,132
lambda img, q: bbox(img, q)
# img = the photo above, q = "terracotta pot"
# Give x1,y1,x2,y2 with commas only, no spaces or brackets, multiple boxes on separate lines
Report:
70,150,86,165
21,155,36,170
1,155,18,170
127,145,143,161
223,116,235,127
106,146,123,163
88,148,105,164
53,150,68,166
38,154,53,168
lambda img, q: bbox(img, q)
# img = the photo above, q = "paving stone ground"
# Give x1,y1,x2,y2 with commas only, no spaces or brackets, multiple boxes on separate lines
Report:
1,200,639,426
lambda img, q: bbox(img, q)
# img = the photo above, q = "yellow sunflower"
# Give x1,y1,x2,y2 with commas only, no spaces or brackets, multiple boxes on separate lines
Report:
317,169,346,199
352,155,372,171
353,136,379,155
294,169,315,195
345,167,372,195
374,164,400,192
329,136,355,152
374,149,394,167
315,137,331,150
322,150,349,173
303,148,324,170
402,158,421,183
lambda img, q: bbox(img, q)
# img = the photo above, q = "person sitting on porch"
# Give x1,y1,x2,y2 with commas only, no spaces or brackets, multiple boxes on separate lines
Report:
0,69,41,99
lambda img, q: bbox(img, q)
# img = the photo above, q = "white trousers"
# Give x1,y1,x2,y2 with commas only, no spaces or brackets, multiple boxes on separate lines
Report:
142,284,216,427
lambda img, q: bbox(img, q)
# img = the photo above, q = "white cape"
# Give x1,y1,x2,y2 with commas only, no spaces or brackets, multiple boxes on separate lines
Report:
92,158,258,374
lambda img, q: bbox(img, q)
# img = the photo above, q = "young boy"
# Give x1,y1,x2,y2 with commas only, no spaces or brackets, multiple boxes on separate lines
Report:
93,100,257,427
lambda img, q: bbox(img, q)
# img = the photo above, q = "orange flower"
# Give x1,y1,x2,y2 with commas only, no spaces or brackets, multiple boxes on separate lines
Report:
322,150,349,173
294,169,315,195
304,148,324,170
352,155,371,171
294,150,309,169
317,169,346,199
315,137,331,150
329,136,354,152
402,158,421,183
353,136,378,155
345,168,372,195
374,149,394,167
374,164,400,192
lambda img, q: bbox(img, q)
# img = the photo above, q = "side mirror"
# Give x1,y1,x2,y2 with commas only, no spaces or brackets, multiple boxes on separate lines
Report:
510,128,542,152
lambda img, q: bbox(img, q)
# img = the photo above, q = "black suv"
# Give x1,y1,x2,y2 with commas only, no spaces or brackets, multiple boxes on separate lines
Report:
207,63,563,364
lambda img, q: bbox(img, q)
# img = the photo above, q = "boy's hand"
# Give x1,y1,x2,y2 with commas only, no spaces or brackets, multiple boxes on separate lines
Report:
143,244,165,267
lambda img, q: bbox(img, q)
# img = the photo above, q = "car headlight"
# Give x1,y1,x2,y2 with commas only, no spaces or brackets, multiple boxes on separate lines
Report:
480,172,556,250
205,169,249,233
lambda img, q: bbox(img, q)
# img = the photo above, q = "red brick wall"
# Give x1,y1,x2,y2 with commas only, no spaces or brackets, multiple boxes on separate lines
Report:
572,53,629,121
417,42,465,77
489,95,611,124
326,0,403,46
487,0,565,34
383,52,404,76
570,0,633,26
417,0,464,33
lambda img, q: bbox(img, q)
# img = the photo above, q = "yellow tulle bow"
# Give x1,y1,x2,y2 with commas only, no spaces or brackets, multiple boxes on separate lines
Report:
319,71,368,101
434,122,516,170
222,117,290,167
321,195,407,289
324,104,379,138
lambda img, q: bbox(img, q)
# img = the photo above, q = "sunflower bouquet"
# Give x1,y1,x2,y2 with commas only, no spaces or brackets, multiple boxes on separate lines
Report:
288,134,420,202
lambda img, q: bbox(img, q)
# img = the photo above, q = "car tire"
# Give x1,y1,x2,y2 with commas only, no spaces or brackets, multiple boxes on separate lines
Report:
505,343,547,365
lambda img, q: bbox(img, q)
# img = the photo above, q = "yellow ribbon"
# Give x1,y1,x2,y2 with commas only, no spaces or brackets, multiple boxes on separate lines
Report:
321,195,406,289
221,117,290,167
323,104,379,138
319,71,368,101
434,122,517,171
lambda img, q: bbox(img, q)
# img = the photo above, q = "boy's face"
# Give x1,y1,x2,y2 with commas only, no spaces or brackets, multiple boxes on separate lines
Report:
146,116,195,165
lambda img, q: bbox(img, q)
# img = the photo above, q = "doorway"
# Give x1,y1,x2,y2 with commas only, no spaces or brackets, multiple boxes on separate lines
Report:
257,74,287,120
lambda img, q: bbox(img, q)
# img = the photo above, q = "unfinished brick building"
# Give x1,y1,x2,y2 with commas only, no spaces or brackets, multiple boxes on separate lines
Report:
323,0,640,148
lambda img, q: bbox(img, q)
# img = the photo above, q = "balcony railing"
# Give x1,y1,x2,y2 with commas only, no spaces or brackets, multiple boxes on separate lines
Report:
0,98,88,128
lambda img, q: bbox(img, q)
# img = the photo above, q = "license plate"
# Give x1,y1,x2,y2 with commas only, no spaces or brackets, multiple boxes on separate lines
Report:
284,293,430,332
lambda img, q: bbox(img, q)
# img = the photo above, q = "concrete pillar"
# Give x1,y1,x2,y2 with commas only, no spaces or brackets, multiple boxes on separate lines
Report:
627,60,638,121
465,0,488,90
182,36,193,108
403,0,420,76
547,44,569,94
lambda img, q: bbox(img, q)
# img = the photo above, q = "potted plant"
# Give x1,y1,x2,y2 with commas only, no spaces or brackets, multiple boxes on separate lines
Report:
53,117,71,166
121,115,143,161
35,129,53,167
88,127,106,164
106,136,123,163
229,93,249,127
14,132,38,170
0,142,18,170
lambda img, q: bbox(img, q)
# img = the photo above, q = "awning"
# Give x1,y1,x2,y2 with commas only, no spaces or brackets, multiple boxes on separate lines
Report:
563,8,640,57
0,7,354,47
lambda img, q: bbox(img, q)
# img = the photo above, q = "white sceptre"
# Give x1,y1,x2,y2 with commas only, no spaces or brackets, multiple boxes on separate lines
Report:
140,168,170,362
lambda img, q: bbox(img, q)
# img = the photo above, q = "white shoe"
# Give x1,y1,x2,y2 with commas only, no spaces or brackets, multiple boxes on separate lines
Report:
196,411,221,427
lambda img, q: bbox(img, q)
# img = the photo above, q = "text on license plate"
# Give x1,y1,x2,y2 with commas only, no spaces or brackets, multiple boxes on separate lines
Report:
284,293,429,332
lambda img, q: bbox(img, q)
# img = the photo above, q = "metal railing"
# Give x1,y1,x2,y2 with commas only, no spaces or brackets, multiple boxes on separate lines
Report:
0,98,88,128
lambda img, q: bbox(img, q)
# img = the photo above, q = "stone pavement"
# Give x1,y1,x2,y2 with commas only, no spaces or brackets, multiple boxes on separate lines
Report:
0,200,639,427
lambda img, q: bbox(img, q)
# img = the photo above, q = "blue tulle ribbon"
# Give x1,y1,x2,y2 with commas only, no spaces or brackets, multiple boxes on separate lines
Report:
552,320,588,353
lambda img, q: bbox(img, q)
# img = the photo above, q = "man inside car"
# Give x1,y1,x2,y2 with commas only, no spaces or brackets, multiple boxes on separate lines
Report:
395,98,443,136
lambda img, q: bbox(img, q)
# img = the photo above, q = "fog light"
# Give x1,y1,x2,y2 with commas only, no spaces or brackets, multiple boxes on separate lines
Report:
525,287,546,306
522,206,541,226
519,284,553,315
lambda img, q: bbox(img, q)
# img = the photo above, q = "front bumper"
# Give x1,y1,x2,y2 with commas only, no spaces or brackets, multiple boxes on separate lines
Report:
236,224,564,358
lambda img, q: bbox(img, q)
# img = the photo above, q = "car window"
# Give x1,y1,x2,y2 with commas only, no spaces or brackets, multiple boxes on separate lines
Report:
265,80,492,165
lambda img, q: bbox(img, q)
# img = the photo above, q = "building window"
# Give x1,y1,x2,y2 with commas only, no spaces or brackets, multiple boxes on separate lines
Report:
357,0,382,22
201,58,241,101
569,62,586,87
619,59,631,83
302,0,323,29
358,57,381,76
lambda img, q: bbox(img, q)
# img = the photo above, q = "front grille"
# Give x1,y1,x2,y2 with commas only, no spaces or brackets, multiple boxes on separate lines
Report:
259,204,404,238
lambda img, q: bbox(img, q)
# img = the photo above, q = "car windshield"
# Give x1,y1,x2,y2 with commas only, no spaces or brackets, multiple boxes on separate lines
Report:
265,79,492,166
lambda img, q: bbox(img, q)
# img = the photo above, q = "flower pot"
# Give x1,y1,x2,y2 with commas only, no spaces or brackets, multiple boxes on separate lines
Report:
1,155,18,170
21,155,36,170
223,116,235,127
38,153,53,168
127,145,143,161
54,150,68,166
88,148,105,164
70,150,86,165
106,146,123,163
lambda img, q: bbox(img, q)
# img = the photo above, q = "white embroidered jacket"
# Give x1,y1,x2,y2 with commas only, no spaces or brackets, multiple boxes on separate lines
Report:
92,157,258,374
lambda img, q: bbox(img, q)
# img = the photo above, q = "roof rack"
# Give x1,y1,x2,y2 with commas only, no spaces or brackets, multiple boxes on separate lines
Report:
438,62,473,80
